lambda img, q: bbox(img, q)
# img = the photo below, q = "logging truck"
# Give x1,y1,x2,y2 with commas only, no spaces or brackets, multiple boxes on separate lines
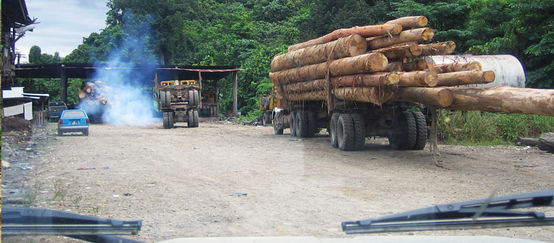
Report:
157,80,200,129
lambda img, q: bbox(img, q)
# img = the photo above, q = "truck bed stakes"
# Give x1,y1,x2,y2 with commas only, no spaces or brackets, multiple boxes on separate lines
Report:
269,15,554,159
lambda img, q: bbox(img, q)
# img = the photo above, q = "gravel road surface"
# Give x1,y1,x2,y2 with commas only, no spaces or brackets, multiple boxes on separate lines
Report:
2,121,553,242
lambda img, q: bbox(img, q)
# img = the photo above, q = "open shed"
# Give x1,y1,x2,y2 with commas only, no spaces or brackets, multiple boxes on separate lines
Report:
15,63,242,116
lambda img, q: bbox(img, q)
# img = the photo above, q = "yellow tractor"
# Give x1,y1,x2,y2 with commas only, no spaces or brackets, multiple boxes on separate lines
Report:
259,92,276,126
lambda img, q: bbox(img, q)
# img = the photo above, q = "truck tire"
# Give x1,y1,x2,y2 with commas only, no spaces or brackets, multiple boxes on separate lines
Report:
83,128,89,136
388,111,417,149
337,113,356,151
163,112,170,129
412,111,427,150
193,90,199,107
193,109,199,127
168,112,175,128
330,112,340,148
188,90,196,106
187,110,195,127
351,113,366,150
273,111,284,135
165,91,171,108
289,111,297,137
274,125,284,135
160,91,167,108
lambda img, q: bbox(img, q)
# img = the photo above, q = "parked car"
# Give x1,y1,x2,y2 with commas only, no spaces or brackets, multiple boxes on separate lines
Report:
48,101,67,122
58,109,90,136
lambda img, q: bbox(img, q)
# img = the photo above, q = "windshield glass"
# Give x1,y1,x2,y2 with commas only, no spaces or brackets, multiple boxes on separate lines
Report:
2,0,553,242
61,110,85,118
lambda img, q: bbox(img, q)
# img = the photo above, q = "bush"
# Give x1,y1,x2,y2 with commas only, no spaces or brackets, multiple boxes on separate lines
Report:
437,111,554,145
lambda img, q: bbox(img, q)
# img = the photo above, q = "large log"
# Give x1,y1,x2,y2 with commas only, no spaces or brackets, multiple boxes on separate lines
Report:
284,73,399,93
288,24,402,51
446,86,554,116
419,41,456,56
394,87,454,107
435,70,495,86
334,87,397,105
385,16,428,29
288,87,397,105
398,71,438,87
371,44,423,59
269,53,388,84
435,62,482,73
271,34,367,72
402,59,429,71
368,28,434,50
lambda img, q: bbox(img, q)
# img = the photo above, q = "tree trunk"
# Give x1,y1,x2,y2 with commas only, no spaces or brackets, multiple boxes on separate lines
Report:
284,73,399,93
435,71,495,86
394,87,454,107
371,43,423,59
398,71,438,87
288,24,402,51
446,86,554,116
288,87,397,106
368,28,434,50
269,53,388,84
434,62,482,73
385,16,428,29
271,34,367,72
419,41,456,56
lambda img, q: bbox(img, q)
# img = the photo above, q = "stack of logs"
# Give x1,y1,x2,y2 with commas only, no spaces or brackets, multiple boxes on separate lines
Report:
77,80,109,105
269,16,554,116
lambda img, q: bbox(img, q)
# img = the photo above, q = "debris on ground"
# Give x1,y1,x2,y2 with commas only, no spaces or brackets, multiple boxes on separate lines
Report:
516,132,554,153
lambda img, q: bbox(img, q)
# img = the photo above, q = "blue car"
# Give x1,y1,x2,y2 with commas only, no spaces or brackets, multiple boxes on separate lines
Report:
58,109,90,136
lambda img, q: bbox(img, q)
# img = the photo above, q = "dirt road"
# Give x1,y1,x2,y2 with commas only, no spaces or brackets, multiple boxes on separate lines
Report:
2,121,553,242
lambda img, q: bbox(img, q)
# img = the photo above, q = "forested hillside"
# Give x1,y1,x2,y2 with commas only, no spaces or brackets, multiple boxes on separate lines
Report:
26,0,553,115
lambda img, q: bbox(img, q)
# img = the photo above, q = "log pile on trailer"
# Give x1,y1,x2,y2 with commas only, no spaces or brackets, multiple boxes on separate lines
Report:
269,16,554,152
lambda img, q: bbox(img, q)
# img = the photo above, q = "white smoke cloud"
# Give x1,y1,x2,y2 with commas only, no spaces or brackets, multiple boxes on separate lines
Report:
80,11,160,126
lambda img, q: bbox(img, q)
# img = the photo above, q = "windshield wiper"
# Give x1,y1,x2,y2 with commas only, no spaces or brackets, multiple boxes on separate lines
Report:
2,207,142,243
342,189,554,234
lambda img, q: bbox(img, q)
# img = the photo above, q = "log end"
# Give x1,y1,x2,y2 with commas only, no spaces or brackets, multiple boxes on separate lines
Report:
416,16,429,27
424,72,438,87
349,34,369,56
367,53,389,72
469,62,483,71
483,71,495,83
422,28,434,41
387,73,400,85
437,89,454,107
391,24,403,35
409,45,423,57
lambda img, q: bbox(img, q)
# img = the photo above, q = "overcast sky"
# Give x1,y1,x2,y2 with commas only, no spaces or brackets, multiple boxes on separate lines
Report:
16,0,108,63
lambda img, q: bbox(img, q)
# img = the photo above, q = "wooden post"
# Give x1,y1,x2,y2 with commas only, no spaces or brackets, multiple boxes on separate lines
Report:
60,64,68,103
215,80,220,116
198,71,203,109
232,71,238,116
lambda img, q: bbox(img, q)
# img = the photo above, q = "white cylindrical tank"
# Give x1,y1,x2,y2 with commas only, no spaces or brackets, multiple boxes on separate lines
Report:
426,55,526,88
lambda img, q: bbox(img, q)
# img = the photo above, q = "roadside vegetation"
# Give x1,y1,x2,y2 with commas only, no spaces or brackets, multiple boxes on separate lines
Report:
438,111,554,145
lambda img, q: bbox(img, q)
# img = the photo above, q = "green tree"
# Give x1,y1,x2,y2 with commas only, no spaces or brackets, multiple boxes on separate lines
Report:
28,45,42,64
